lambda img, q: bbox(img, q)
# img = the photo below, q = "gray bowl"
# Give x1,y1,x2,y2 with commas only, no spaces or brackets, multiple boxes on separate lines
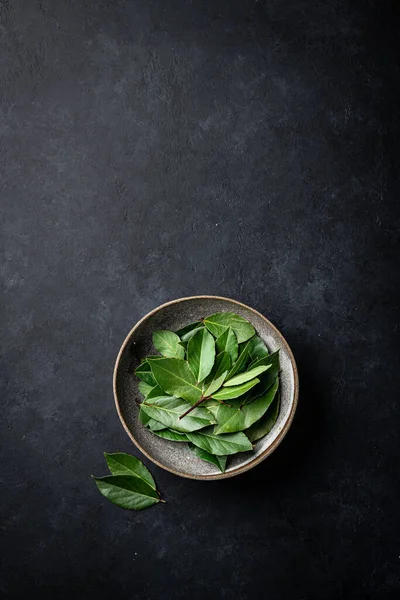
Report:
113,296,299,480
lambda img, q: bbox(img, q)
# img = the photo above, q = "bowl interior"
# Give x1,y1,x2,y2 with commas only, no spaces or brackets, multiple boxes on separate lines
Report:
114,297,297,479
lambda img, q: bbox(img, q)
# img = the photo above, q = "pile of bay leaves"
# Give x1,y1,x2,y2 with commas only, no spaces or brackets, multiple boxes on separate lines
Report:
136,312,280,473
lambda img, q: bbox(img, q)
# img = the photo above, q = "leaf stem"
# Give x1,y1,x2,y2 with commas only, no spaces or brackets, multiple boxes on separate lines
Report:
178,396,207,419
178,394,234,420
217,399,233,407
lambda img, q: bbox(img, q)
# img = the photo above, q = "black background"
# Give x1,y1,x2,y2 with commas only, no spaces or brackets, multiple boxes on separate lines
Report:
1,1,399,598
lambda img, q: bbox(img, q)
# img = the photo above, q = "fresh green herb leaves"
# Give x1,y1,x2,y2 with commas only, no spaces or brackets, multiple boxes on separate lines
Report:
93,453,164,510
150,358,202,403
152,429,190,442
215,327,238,363
245,391,281,442
204,312,255,343
135,313,281,473
225,338,252,379
213,378,280,434
140,397,215,432
104,452,156,487
175,321,204,341
203,371,228,397
135,360,157,386
186,428,253,455
224,364,271,386
187,327,215,383
211,377,260,400
138,381,154,398
93,476,160,510
247,335,269,361
189,444,227,472
152,330,185,359
205,351,231,385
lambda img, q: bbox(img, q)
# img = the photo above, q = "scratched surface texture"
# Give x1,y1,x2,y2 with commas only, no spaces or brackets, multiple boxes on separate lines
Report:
1,1,399,598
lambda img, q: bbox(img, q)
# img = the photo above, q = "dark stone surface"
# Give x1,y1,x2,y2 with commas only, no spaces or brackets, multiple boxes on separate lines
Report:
1,1,399,598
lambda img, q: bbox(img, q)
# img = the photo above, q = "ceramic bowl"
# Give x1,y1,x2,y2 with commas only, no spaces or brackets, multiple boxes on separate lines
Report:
113,296,299,480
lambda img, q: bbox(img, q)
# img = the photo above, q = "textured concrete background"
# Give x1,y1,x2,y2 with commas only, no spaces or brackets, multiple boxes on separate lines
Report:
1,1,399,598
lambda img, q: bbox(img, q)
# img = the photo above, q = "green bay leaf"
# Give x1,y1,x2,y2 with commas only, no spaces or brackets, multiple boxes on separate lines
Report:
204,312,255,344
152,429,189,442
186,427,252,455
139,407,166,431
249,351,280,397
245,390,281,442
204,351,231,387
251,349,280,370
203,371,228,397
224,364,271,387
175,322,204,342
149,358,202,403
146,384,165,399
104,452,156,489
141,397,214,432
135,360,157,386
214,378,279,434
203,399,220,419
187,328,216,383
138,381,154,398
215,327,238,364
212,377,260,400
92,475,160,510
247,335,269,361
153,330,185,359
188,444,227,472
226,339,252,380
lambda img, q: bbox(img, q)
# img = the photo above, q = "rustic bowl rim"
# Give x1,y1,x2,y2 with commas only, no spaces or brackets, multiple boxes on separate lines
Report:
113,295,299,480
